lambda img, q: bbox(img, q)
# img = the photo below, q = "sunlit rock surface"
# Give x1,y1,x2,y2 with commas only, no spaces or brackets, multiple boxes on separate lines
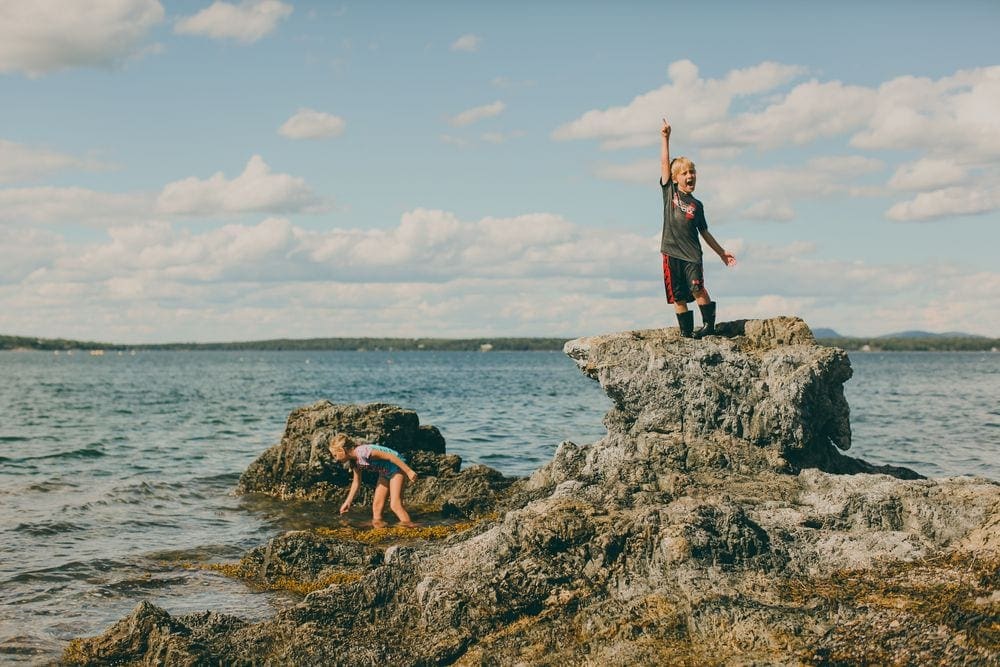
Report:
67,318,999,666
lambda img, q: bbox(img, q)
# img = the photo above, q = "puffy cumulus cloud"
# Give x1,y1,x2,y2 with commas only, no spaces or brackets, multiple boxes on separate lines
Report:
174,0,292,43
0,210,653,340
693,80,875,149
594,158,877,223
552,60,806,149
450,34,481,52
702,243,1000,336
888,158,967,192
278,109,346,140
0,226,67,283
4,216,999,340
448,101,506,127
563,61,1000,222
47,218,301,284
304,208,648,282
885,184,999,222
156,155,324,216
0,140,113,183
0,0,164,76
0,186,150,226
851,66,1000,160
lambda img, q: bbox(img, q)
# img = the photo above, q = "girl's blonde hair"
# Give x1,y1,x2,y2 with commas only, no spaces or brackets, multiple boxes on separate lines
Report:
328,432,357,459
670,156,695,181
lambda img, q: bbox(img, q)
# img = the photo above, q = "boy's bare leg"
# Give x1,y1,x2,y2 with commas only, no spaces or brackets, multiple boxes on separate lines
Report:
388,474,414,526
372,479,389,527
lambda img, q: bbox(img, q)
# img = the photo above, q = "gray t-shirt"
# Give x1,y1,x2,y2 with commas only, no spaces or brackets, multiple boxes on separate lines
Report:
660,178,707,263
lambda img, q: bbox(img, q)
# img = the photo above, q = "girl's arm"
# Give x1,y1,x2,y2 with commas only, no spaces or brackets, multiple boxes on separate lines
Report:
370,449,418,483
340,468,361,514
700,229,736,266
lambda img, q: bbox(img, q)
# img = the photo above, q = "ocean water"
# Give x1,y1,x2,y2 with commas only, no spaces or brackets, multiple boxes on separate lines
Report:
1,349,997,662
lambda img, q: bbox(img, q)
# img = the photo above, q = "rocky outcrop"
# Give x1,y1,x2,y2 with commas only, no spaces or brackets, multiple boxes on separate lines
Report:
236,401,519,516
68,318,999,666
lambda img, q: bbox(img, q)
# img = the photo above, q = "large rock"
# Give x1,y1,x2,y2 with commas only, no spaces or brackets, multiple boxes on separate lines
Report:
235,401,518,515
236,401,446,498
68,318,1000,666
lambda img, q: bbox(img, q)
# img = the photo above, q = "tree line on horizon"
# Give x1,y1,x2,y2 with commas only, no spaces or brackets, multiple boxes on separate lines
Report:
0,334,569,352
2,333,998,353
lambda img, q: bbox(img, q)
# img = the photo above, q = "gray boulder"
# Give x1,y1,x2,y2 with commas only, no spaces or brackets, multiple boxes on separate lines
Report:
68,318,1000,666
235,401,518,517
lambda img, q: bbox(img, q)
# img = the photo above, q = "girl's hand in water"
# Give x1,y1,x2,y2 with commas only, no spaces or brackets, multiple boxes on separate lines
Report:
339,501,351,514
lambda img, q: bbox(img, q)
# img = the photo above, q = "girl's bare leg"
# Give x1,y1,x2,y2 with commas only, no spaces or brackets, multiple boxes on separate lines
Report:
388,473,414,526
372,478,389,528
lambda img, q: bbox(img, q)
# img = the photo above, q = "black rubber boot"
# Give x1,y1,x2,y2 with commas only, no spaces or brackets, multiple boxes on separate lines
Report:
693,301,716,339
676,310,694,338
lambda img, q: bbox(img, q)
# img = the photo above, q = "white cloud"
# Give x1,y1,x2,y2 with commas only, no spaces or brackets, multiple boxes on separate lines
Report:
594,158,878,223
0,140,113,183
0,0,164,76
3,211,998,340
552,60,806,149
448,101,506,127
888,158,967,192
566,61,1000,221
155,155,323,216
174,0,292,43
278,109,346,139
0,186,150,226
851,66,1000,160
451,34,481,52
694,80,876,148
885,184,999,222
0,226,66,283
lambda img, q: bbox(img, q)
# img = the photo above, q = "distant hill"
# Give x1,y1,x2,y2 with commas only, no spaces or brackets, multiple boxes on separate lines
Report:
812,328,989,340
879,330,986,339
811,328,842,339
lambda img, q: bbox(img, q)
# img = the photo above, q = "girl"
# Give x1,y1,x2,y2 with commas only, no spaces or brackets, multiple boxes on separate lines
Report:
328,433,418,527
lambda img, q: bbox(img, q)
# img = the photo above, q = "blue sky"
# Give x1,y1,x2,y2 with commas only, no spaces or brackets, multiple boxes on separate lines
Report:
1,0,998,342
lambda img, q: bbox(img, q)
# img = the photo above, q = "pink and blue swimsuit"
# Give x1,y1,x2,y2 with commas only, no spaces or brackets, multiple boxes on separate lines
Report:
354,444,404,478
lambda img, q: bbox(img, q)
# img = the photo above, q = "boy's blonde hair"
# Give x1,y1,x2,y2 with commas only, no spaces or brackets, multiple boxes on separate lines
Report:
328,432,357,459
670,156,695,181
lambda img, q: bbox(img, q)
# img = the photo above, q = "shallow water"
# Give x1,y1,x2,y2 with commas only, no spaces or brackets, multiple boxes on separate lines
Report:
0,349,997,662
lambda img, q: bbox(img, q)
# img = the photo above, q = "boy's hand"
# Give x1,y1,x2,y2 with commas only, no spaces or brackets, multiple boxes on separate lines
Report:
406,469,418,483
721,252,737,267
661,118,671,138
339,501,351,514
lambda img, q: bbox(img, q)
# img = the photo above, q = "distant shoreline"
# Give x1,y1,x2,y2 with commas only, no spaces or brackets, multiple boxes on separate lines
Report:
3,333,998,353
0,335,569,352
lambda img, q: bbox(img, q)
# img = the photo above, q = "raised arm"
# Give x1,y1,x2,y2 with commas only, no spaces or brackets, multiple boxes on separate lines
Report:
660,118,672,185
700,229,737,266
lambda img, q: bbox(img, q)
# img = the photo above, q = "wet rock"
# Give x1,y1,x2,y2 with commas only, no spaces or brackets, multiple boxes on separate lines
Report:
72,318,1000,665
236,401,446,498
234,530,383,589
63,601,214,665
235,400,517,518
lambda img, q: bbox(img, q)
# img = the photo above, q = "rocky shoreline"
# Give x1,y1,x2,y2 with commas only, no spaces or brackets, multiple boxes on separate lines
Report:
65,317,999,665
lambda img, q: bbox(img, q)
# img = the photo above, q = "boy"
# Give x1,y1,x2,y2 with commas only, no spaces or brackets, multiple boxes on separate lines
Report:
659,117,736,338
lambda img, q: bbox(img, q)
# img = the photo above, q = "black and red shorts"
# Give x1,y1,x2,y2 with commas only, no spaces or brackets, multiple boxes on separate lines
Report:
662,254,704,304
